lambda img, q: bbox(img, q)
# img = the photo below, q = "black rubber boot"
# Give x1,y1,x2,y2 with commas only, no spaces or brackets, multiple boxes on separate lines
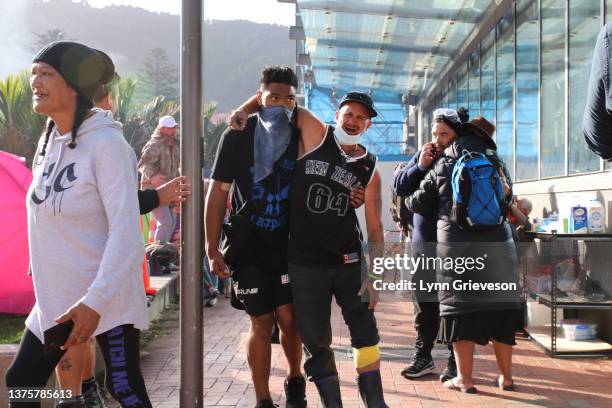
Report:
357,370,388,408
57,396,86,407
313,375,343,408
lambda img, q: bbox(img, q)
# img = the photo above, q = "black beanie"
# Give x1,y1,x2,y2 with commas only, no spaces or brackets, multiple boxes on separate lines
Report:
33,41,115,109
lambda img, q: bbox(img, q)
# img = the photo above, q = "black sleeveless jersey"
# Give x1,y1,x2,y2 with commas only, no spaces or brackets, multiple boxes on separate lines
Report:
288,126,377,266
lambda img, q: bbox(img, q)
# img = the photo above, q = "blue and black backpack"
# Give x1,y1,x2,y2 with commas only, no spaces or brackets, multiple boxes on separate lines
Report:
451,151,509,230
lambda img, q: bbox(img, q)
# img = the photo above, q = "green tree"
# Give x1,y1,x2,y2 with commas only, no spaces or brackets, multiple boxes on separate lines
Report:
122,95,179,158
202,102,227,169
137,48,179,103
0,71,224,172
32,29,74,52
0,72,46,166
114,77,138,124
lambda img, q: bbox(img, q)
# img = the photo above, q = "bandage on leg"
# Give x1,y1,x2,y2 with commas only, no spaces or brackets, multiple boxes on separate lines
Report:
354,345,380,369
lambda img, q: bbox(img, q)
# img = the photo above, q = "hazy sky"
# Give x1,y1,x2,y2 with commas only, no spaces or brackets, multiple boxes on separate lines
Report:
0,0,295,77
81,0,295,25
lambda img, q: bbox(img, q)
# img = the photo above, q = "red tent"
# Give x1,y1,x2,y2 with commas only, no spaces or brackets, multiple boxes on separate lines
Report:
0,151,34,314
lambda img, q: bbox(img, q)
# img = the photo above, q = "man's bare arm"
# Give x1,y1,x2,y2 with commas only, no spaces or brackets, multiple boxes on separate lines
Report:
365,170,384,250
229,96,260,130
359,170,384,309
204,180,231,278
229,93,326,149
297,107,327,153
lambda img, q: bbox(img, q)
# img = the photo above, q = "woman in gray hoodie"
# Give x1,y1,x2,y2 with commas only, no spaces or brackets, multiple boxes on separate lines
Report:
5,42,152,408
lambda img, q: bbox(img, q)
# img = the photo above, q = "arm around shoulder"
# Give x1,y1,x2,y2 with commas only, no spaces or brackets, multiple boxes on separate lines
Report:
297,107,326,148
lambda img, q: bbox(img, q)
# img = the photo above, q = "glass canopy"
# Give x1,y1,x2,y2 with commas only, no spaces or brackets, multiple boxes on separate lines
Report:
297,0,495,97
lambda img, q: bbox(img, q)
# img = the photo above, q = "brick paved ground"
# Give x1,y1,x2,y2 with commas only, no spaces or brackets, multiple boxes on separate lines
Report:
138,296,612,407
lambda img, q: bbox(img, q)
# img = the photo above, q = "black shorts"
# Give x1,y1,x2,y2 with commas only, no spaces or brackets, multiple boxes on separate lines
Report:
232,256,292,316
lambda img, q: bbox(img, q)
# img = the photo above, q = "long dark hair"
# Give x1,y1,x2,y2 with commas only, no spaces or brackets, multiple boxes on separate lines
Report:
39,95,91,158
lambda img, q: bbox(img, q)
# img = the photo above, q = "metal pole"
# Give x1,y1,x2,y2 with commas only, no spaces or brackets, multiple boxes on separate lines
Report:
180,0,203,407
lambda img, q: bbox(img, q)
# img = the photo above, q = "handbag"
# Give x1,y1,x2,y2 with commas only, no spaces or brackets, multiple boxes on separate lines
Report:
220,185,253,266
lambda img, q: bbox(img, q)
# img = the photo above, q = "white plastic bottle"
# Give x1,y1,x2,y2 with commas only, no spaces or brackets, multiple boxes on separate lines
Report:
587,199,605,233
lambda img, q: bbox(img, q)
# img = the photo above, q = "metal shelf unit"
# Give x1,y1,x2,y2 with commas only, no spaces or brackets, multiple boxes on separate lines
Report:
524,231,612,358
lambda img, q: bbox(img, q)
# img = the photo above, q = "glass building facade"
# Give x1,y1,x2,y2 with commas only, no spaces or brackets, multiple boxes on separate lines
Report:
420,0,611,182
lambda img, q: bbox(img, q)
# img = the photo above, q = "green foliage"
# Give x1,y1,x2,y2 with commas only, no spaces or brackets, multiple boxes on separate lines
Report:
32,28,75,53
0,71,225,171
0,71,46,166
114,77,138,123
0,314,26,344
202,102,228,169
137,48,179,103
123,95,179,158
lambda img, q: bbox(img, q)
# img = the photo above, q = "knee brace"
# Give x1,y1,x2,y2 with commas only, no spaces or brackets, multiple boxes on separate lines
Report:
353,345,380,369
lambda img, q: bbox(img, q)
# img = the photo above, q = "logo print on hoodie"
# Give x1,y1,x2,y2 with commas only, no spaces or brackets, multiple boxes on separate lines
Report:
31,161,78,213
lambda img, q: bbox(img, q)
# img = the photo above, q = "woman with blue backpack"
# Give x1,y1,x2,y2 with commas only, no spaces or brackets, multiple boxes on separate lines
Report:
405,114,520,394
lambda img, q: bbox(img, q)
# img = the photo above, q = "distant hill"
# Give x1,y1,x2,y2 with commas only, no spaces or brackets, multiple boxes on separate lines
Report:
11,0,295,112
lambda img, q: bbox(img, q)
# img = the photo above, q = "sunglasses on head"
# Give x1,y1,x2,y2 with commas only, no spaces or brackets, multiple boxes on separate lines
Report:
433,108,461,124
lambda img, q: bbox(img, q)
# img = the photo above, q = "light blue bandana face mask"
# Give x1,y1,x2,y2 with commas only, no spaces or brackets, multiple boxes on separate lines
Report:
253,105,293,183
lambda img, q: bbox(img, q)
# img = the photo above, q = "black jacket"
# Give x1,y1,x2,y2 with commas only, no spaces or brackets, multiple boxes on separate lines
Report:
392,150,436,243
405,135,520,316
583,23,612,161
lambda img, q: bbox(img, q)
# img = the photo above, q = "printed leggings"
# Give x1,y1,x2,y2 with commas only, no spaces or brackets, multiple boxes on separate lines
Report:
5,324,152,408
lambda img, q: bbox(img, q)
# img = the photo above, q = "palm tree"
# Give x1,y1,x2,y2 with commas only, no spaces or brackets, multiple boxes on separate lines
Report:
0,71,227,170
0,71,45,166
202,102,227,169
114,77,137,124
122,93,179,158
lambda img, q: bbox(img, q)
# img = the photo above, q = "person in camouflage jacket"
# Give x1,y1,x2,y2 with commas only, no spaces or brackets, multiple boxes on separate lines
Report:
138,115,180,241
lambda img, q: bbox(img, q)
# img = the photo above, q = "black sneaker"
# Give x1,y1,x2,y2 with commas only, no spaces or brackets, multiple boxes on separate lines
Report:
439,356,457,382
285,376,307,408
83,380,108,408
401,357,435,378
255,399,278,408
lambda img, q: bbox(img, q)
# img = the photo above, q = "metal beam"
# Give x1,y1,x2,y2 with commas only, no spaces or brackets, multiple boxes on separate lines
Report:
315,77,405,92
297,53,312,65
310,38,453,56
309,56,423,71
290,25,305,40
296,1,483,24
180,0,203,407
312,64,426,77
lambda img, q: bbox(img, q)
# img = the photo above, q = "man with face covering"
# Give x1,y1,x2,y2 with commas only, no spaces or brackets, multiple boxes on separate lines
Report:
287,92,387,408
205,66,307,408
227,91,387,407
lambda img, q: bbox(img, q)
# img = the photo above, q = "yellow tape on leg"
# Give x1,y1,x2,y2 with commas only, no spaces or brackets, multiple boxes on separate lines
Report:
354,345,380,369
